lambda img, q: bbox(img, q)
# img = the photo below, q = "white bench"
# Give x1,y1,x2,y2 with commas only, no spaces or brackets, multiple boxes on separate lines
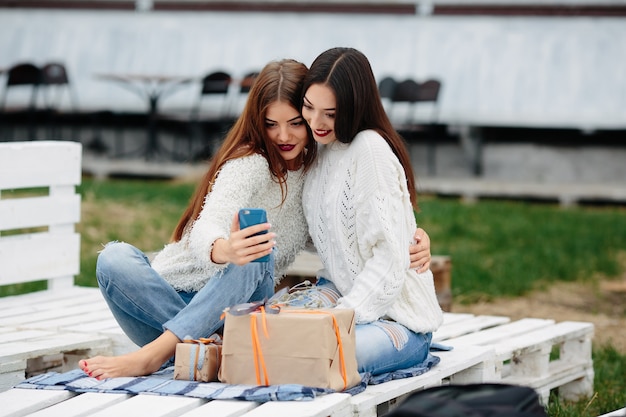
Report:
0,141,595,417
0,141,136,392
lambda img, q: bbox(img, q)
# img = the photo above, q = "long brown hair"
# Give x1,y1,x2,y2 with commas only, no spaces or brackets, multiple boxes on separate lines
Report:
302,47,418,209
171,59,315,242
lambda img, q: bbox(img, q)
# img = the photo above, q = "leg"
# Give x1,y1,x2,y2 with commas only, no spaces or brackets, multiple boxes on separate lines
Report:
355,320,432,376
96,241,187,346
81,251,276,378
164,253,276,340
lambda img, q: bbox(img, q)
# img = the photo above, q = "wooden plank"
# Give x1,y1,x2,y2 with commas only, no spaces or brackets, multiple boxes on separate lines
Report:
86,394,206,417
0,329,56,344
0,233,80,286
441,312,473,324
241,393,351,417
179,400,259,417
0,141,81,189
433,315,511,342
0,286,108,316
508,358,593,391
0,194,80,231
0,332,112,362
1,298,111,327
492,321,593,360
0,287,102,311
0,389,76,417
442,318,555,346
27,392,132,417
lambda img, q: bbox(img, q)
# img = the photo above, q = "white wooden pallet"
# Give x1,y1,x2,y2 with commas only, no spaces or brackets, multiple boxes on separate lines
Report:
0,141,596,416
445,318,595,404
0,141,136,392
0,317,496,417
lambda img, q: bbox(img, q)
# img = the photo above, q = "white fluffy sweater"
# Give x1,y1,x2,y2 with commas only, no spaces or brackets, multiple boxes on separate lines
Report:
303,130,443,334
151,154,309,292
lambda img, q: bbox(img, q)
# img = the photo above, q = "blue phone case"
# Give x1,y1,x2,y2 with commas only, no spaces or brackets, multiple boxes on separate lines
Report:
238,208,269,263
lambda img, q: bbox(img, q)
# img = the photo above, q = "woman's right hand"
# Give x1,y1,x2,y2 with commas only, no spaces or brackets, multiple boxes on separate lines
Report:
211,213,275,265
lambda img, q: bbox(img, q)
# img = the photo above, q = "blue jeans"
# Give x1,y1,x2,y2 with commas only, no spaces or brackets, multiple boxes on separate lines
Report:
269,278,433,376
95,241,275,347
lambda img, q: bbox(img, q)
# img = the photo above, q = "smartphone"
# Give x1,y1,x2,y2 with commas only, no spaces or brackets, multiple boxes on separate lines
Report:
238,208,270,263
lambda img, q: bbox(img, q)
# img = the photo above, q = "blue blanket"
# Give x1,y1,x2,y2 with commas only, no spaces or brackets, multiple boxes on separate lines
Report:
14,354,440,402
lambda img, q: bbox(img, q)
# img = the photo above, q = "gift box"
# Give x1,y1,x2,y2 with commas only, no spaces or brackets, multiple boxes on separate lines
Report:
219,307,360,391
174,337,222,382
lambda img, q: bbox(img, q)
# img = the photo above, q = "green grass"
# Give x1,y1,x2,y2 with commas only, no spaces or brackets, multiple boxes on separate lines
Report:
416,196,626,303
2,177,625,416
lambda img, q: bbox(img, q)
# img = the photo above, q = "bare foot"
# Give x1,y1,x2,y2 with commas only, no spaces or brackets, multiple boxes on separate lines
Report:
79,330,179,379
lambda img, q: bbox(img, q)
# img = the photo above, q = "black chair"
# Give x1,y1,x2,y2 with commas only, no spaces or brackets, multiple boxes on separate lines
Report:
378,76,398,99
230,70,259,117
391,78,443,175
191,71,233,121
176,71,232,160
40,62,81,140
41,62,78,111
378,76,397,117
239,71,259,94
0,63,42,110
0,62,43,140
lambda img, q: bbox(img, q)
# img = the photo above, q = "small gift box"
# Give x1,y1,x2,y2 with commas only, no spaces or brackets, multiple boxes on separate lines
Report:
219,302,360,391
174,336,222,382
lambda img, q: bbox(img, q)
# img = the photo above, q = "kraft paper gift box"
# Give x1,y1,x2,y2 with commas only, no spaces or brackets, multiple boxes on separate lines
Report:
174,337,222,382
219,307,361,391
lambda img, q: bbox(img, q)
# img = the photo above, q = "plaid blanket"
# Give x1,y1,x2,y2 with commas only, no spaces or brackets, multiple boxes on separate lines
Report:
14,354,440,402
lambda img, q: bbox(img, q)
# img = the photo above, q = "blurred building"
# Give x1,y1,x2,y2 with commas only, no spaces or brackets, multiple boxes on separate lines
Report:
1,0,625,189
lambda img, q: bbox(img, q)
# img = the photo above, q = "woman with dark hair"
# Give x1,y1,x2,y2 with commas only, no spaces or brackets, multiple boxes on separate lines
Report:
299,47,443,376
79,59,316,379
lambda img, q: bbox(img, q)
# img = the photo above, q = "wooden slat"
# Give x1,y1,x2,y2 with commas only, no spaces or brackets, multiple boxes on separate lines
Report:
179,400,259,417
0,141,81,189
0,329,57,344
442,318,555,347
87,394,207,417
1,300,112,328
433,314,511,342
0,194,80,231
507,357,592,391
242,393,351,417
0,332,112,362
0,287,104,315
27,392,132,417
492,321,593,359
0,389,77,417
0,233,79,286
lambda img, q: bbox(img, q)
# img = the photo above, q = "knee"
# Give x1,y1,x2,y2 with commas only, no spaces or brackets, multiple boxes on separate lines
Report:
96,242,139,284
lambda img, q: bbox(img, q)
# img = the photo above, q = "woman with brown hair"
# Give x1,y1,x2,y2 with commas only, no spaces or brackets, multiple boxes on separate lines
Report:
79,59,316,379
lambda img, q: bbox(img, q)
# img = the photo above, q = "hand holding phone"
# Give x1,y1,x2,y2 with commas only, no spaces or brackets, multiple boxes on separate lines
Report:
238,208,270,263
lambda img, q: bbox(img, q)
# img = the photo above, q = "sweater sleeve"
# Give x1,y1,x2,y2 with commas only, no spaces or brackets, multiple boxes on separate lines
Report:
335,133,415,323
186,155,271,268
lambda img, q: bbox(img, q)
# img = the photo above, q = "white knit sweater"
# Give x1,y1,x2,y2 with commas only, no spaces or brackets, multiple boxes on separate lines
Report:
303,130,443,334
151,154,309,292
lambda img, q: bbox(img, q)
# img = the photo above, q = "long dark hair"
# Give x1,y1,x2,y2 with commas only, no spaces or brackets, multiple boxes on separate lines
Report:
302,47,418,209
172,59,316,242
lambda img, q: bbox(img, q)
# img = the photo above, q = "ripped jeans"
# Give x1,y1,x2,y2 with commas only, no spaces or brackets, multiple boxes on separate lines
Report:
270,278,433,376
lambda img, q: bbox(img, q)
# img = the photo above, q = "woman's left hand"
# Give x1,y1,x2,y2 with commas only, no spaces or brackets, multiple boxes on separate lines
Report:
409,228,431,273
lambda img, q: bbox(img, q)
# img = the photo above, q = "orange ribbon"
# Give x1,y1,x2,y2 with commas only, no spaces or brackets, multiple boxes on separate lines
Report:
248,308,349,390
